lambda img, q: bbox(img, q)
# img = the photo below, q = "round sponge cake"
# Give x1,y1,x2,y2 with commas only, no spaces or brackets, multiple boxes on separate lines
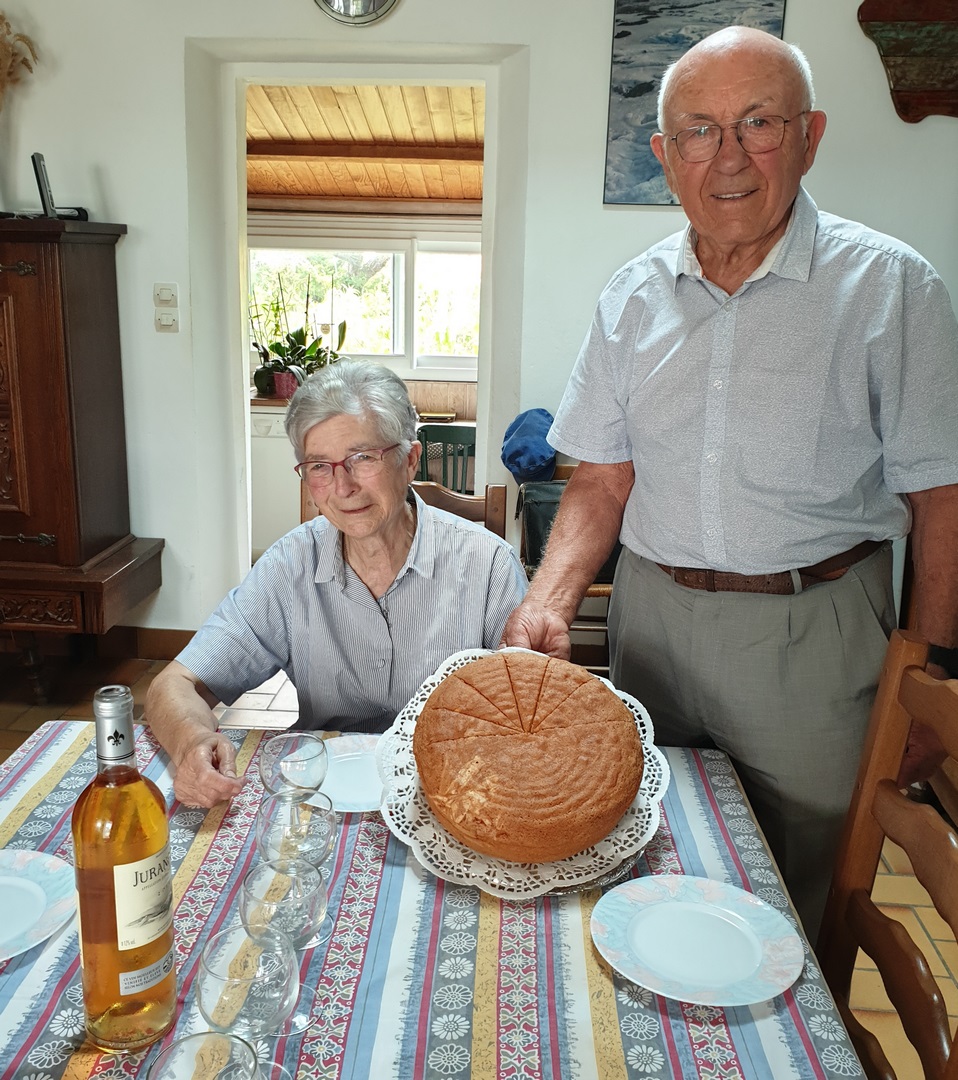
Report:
412,651,644,863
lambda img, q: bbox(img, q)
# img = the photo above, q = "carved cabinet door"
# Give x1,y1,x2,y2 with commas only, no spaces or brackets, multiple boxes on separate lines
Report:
0,222,130,569
0,238,75,565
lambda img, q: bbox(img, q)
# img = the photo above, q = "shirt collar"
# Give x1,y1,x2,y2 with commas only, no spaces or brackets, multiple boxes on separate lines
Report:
404,490,436,579
312,489,436,588
767,185,818,283
675,185,818,287
312,517,343,586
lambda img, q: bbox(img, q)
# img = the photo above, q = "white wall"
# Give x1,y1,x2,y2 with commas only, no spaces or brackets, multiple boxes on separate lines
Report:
1,0,955,631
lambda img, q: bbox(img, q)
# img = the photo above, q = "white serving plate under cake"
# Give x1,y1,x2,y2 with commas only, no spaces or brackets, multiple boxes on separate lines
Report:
377,648,669,899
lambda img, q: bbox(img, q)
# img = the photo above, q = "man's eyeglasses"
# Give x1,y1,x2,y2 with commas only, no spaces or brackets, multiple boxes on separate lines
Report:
667,112,807,163
294,445,401,486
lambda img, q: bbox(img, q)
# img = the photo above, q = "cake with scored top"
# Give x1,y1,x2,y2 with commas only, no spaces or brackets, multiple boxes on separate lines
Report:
412,651,644,862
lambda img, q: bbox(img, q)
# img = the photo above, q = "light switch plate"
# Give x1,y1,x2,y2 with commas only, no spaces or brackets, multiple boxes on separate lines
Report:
154,308,179,333
153,282,178,307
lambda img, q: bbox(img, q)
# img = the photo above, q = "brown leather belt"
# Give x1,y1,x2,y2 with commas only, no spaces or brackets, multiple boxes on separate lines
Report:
655,540,883,595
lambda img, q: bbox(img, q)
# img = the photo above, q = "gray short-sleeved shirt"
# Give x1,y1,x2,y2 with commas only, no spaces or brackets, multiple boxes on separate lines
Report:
550,187,958,573
177,492,528,732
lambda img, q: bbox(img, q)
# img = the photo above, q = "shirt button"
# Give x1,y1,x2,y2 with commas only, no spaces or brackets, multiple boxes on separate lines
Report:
713,379,723,389
707,528,716,537
706,453,717,464
377,658,386,669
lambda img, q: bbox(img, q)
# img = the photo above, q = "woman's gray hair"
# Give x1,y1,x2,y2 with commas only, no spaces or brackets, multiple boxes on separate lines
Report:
284,360,418,462
656,37,816,132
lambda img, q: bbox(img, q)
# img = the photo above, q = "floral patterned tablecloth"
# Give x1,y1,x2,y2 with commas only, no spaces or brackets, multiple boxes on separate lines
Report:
0,722,862,1079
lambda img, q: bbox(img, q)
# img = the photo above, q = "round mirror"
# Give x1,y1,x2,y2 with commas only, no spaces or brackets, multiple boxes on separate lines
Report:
313,0,401,25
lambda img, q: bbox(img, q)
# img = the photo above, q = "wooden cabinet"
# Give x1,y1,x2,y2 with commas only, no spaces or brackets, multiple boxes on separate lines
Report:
0,220,162,641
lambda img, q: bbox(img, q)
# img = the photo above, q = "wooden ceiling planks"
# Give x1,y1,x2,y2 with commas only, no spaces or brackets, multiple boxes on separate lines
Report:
378,84,415,142
245,83,484,212
285,85,333,141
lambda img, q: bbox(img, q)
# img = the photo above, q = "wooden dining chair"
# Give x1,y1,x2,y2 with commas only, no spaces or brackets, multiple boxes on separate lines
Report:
417,424,477,493
817,628,958,1080
411,480,506,538
303,479,505,538
517,463,617,674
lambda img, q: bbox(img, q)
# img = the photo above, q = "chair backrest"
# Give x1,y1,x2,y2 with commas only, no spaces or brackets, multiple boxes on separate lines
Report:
514,463,615,674
417,423,477,493
817,628,958,1080
516,475,621,589
412,481,506,538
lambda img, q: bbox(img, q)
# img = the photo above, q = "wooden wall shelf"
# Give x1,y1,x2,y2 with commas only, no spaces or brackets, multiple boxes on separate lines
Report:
859,0,958,122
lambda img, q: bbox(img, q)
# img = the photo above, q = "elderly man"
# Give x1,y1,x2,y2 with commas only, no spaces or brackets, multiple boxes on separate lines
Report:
503,26,958,937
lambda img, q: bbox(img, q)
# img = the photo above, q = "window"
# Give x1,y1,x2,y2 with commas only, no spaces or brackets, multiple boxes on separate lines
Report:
248,214,481,378
249,247,400,356
415,249,481,364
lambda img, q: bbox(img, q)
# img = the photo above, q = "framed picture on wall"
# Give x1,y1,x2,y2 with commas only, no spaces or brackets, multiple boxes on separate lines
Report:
603,1,788,206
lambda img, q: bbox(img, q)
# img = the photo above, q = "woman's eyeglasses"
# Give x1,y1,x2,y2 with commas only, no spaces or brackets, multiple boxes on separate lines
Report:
294,445,401,486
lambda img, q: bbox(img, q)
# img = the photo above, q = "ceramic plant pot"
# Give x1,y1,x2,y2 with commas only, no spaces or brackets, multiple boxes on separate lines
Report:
273,371,300,399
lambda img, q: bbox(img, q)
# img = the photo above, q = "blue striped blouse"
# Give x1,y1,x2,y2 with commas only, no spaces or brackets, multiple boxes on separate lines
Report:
177,492,528,732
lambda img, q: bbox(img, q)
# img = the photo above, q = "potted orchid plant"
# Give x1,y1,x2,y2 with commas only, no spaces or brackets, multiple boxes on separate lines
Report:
250,276,347,398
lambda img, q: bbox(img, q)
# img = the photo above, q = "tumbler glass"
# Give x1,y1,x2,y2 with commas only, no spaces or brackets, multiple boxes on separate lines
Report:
196,924,316,1039
258,732,328,797
239,857,332,949
146,1033,259,1080
254,791,338,870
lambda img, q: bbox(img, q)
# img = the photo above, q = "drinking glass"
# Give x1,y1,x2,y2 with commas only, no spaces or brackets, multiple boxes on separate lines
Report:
255,792,338,870
146,1032,293,1080
258,732,328,796
146,1032,258,1079
239,857,333,949
196,924,317,1039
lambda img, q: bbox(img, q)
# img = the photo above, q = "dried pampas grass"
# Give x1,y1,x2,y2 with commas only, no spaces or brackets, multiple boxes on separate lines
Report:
0,13,38,114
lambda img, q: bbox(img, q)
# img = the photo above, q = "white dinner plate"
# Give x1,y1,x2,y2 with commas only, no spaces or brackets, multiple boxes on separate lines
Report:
591,875,804,1006
318,734,383,813
0,849,77,961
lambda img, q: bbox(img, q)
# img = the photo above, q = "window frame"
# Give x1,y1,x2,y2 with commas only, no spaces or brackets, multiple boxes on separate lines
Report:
247,212,481,379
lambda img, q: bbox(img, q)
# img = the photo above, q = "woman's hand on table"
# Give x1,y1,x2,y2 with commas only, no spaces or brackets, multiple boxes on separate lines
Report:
146,659,245,808
172,730,245,808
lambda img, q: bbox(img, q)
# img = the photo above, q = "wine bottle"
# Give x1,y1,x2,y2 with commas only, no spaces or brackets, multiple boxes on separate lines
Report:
71,685,177,1051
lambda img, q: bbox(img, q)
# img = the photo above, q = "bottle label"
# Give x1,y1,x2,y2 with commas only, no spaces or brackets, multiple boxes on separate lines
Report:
113,845,173,951
119,942,175,996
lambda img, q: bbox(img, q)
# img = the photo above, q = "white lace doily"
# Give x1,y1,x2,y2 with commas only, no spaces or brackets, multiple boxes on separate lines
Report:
376,648,670,899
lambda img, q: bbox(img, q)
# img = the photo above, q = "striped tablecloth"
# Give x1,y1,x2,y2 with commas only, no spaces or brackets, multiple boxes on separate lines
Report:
0,721,862,1079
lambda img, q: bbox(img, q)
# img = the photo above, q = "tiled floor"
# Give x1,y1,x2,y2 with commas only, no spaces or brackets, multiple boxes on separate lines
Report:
0,651,299,742
0,650,954,1074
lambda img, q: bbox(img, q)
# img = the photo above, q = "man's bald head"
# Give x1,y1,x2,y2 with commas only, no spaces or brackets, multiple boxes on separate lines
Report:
656,27,815,133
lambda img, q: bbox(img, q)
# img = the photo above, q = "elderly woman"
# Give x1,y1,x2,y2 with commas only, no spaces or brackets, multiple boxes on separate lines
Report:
147,360,527,807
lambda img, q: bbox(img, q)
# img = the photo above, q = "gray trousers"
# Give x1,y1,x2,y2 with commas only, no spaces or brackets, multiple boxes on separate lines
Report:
608,543,895,941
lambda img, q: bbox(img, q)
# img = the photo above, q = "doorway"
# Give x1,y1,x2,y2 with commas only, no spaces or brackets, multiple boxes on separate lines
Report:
181,44,527,608
243,81,485,558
